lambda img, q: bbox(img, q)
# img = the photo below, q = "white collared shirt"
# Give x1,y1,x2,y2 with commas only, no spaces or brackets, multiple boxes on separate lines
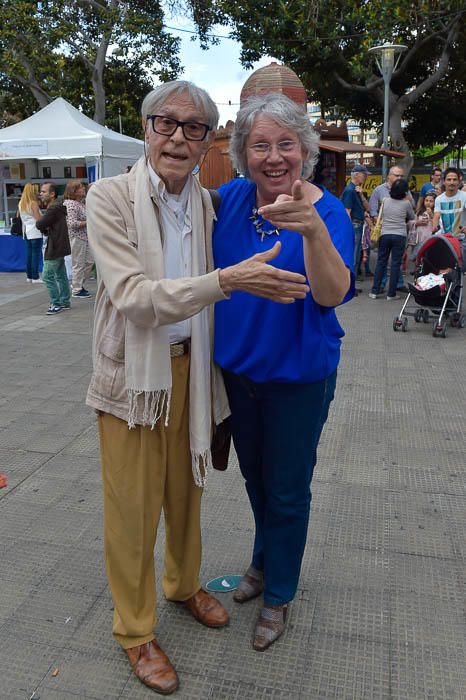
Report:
148,163,192,343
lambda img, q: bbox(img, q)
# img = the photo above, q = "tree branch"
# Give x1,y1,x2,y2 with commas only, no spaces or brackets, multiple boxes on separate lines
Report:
393,13,460,79
10,50,53,107
65,36,95,69
76,0,108,13
413,142,460,166
334,71,383,93
405,20,460,106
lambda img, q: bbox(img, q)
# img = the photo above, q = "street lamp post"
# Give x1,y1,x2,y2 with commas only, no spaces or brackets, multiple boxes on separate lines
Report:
368,43,407,181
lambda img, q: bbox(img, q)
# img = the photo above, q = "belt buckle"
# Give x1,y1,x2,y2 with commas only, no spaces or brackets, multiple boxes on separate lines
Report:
170,339,190,358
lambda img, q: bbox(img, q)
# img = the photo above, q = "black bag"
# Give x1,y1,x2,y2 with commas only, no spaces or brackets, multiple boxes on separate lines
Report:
10,215,23,236
211,416,231,471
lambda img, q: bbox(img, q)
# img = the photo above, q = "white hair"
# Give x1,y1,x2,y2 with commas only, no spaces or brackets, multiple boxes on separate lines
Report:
230,93,320,179
141,80,219,131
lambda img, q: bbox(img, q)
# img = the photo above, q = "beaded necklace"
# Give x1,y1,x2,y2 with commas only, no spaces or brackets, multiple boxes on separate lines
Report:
249,207,280,242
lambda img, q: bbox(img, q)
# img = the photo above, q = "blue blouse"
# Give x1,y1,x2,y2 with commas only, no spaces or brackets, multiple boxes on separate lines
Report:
213,179,355,384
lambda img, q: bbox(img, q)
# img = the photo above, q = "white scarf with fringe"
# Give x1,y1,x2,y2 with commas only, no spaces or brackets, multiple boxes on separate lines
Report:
125,157,212,486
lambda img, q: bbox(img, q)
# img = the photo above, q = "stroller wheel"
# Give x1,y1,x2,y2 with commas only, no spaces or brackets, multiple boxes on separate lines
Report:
433,321,447,338
414,309,422,323
393,317,400,332
402,317,408,332
458,314,466,329
422,310,430,323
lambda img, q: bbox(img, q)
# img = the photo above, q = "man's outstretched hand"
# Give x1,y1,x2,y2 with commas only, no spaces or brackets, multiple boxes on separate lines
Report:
219,241,309,304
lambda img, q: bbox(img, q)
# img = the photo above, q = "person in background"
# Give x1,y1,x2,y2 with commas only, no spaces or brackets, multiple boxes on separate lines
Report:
432,167,466,266
416,167,442,212
0,473,7,488
18,183,43,283
369,178,415,300
341,163,371,291
36,182,71,315
213,93,354,652
86,80,309,695
369,165,411,292
408,192,436,267
63,179,94,298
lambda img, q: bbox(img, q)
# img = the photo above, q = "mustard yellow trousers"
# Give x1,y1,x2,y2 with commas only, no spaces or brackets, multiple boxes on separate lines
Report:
97,354,202,649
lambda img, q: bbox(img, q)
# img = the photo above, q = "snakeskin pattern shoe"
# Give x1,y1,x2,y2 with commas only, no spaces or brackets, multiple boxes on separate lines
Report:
233,565,264,603
253,603,288,651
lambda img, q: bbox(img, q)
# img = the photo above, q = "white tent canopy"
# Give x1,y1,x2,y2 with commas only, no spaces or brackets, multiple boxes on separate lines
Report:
0,97,143,167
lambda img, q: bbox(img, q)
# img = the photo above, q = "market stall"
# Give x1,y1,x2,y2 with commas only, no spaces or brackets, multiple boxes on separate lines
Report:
0,97,143,228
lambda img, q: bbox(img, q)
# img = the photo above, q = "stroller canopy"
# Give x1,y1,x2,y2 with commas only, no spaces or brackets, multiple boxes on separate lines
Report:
416,234,462,269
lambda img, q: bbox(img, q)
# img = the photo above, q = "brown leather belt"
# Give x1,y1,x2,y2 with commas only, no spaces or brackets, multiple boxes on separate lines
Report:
170,339,191,357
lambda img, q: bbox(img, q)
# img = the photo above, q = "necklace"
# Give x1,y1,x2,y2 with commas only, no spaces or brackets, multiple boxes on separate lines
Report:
250,207,280,242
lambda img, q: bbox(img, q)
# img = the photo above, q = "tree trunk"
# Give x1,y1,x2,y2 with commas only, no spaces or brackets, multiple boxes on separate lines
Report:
27,84,52,110
92,67,106,124
11,51,53,109
91,30,111,124
388,104,413,174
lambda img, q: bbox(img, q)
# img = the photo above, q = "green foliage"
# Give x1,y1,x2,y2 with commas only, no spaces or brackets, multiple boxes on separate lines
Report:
205,0,466,152
0,0,182,124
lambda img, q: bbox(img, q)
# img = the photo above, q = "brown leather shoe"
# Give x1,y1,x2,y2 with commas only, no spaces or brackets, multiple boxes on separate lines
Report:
126,639,179,695
184,589,229,628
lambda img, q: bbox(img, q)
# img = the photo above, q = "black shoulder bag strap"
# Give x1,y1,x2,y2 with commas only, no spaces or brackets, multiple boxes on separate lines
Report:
207,188,221,214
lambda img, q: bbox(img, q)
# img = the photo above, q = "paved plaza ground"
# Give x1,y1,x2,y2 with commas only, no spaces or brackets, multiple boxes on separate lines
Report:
0,270,465,700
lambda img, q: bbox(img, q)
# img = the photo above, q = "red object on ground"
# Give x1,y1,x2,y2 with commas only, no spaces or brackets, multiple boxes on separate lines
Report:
0,474,8,488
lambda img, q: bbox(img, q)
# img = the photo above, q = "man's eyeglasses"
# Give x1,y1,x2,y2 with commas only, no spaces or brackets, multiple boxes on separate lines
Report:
147,115,210,141
248,140,299,155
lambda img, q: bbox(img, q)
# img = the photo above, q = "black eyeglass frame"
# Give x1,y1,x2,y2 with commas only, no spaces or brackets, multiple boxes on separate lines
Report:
146,114,211,141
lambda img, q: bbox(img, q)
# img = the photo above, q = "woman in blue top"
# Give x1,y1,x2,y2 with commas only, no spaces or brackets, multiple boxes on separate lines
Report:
213,93,354,651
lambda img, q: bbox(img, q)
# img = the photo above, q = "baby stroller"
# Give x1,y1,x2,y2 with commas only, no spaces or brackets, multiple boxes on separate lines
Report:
393,234,464,338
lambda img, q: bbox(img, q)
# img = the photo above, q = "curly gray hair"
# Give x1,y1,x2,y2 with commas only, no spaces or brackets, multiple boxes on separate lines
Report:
230,93,320,180
141,80,219,131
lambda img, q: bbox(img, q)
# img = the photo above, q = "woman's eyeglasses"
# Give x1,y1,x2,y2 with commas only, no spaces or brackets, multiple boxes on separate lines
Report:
248,140,299,155
147,115,210,141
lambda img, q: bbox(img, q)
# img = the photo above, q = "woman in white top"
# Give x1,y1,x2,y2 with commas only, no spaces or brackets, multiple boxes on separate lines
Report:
18,183,43,283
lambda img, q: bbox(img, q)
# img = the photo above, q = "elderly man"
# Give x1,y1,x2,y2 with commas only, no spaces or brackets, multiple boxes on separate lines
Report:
86,80,309,695
369,165,410,292
341,163,370,289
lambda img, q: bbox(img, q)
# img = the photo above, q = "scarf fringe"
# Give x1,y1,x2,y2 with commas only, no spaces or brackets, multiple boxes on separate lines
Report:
191,448,212,487
127,389,172,430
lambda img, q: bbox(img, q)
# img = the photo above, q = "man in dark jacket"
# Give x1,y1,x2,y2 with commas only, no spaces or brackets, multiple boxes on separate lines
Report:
36,182,71,315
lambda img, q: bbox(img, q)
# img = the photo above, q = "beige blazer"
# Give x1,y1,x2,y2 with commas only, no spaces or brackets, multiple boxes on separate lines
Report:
85,162,229,427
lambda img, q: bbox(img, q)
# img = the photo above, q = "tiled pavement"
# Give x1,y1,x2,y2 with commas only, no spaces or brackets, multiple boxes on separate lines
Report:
0,271,465,700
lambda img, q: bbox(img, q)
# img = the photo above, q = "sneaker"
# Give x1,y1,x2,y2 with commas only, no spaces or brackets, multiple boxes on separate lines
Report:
59,303,71,310
386,295,401,301
46,305,63,315
368,292,381,299
31,278,44,284
26,278,32,283
72,288,92,298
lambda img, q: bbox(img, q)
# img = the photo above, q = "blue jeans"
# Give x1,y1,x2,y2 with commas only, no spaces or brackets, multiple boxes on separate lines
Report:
223,369,337,605
42,258,70,307
26,238,42,280
372,235,406,297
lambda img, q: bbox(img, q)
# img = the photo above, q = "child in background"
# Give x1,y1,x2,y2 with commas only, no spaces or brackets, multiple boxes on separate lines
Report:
409,193,436,267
